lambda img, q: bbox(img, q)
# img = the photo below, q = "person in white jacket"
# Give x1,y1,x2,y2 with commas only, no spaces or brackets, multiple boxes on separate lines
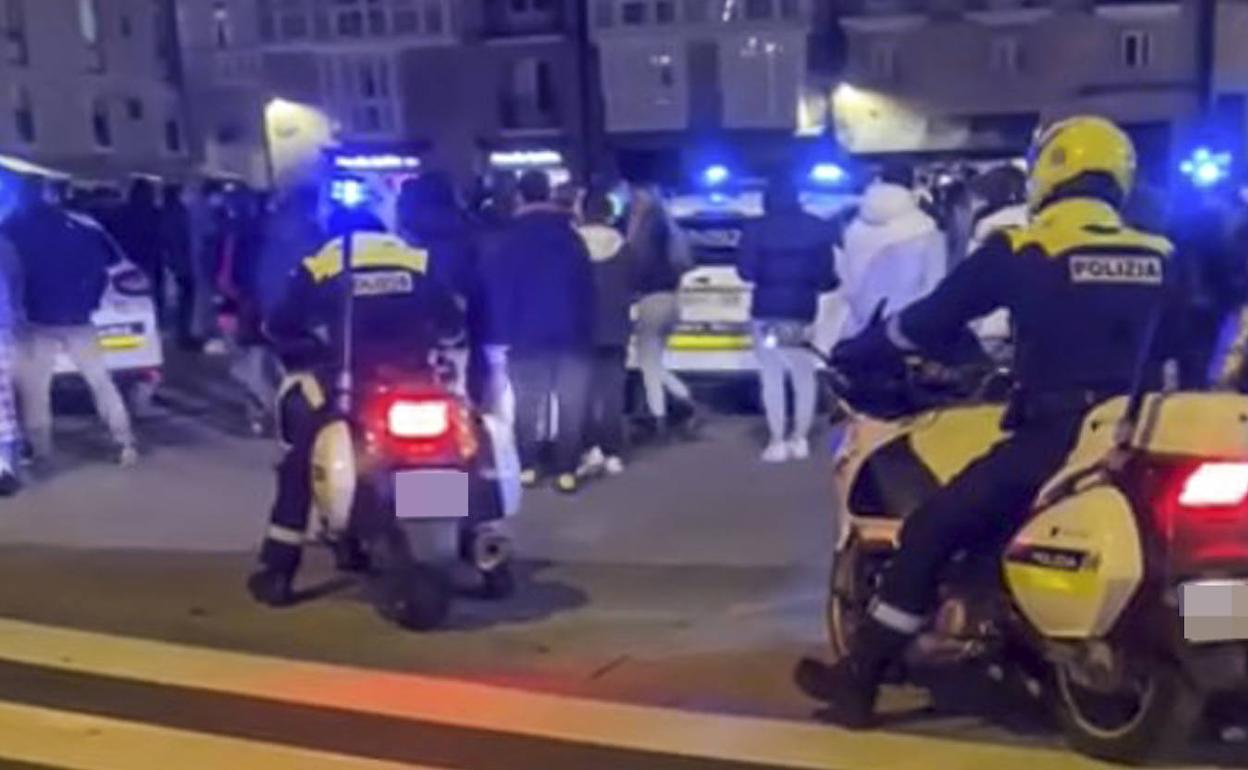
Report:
967,165,1030,356
838,168,947,340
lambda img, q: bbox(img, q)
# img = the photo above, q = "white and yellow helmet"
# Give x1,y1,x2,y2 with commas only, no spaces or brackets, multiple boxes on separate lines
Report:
1027,116,1136,212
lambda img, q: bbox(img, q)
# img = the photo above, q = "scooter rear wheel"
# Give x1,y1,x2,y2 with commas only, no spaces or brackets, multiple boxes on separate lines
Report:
1055,654,1203,764
827,539,888,662
380,564,451,631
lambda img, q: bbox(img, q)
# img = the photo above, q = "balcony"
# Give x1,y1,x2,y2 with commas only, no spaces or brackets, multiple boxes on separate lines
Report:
211,49,264,86
498,97,562,135
482,0,569,39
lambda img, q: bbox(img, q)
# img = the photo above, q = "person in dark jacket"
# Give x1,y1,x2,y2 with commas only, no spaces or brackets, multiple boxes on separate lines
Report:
3,175,136,465
161,183,199,348
738,173,839,463
495,170,595,494
576,190,635,477
396,171,500,410
627,183,696,436
111,178,165,318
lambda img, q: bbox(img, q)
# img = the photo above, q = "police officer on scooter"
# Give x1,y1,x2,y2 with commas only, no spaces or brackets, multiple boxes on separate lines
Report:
248,201,464,608
796,117,1175,726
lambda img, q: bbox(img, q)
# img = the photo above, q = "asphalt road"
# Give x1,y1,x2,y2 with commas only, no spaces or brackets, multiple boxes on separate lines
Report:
0,358,1243,768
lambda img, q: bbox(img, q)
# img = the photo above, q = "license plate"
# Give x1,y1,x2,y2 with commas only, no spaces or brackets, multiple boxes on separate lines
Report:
681,291,748,323
394,469,470,521
1181,580,1248,642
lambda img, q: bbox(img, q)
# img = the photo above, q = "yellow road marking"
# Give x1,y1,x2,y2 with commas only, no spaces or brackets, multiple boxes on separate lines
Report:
0,619,1122,770
0,700,441,770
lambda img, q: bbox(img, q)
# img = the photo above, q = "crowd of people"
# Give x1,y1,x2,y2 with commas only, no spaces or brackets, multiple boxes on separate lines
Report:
2,145,1247,500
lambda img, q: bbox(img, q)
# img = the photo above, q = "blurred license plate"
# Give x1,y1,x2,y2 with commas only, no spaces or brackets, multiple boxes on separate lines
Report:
1181,580,1248,642
394,469,470,521
681,291,747,323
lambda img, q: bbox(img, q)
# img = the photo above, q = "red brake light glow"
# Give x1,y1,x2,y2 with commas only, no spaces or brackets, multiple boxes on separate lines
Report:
387,399,450,439
1178,462,1248,508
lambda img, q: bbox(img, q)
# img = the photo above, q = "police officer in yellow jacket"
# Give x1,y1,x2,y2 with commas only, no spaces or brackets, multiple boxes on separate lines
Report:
796,117,1175,726
248,209,463,607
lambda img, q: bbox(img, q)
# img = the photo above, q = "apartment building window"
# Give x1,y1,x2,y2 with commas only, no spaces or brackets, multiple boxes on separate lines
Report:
325,55,398,135
1121,29,1153,69
423,0,444,33
744,0,773,19
126,98,144,121
213,1,233,48
13,86,34,144
684,0,709,22
79,0,105,72
120,12,133,39
2,0,28,67
91,97,113,150
990,36,1021,74
165,116,184,154
621,1,647,24
650,52,677,104
370,0,444,37
259,0,311,42
501,56,557,128
868,40,897,80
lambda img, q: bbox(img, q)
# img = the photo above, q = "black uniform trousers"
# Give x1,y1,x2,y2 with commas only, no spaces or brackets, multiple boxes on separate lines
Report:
259,375,335,576
874,411,1086,625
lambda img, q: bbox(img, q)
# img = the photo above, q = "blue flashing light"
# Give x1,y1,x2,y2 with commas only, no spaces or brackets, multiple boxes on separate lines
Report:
809,162,846,185
1180,146,1233,188
331,178,367,208
702,164,731,187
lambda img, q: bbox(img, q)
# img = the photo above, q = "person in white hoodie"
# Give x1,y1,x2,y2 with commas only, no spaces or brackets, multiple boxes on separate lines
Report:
967,165,1030,357
577,191,635,477
839,166,947,339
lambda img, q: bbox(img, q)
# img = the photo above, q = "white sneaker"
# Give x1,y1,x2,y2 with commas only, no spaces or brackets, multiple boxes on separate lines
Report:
578,447,606,478
117,444,139,467
603,456,625,476
761,442,789,463
788,437,811,461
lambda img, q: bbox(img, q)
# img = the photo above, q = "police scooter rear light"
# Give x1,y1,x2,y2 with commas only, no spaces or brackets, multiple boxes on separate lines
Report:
1178,462,1248,508
387,398,451,440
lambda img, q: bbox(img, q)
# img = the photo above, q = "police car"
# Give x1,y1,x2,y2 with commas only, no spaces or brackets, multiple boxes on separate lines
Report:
657,177,856,376
57,212,164,408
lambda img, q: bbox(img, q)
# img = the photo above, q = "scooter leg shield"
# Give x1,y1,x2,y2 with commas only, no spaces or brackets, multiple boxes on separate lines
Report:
311,419,357,536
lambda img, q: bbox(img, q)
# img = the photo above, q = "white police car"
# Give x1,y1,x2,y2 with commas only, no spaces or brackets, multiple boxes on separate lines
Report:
55,214,163,409
657,182,856,377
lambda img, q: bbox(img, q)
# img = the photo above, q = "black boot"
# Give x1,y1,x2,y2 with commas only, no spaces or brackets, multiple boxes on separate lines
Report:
332,537,371,574
794,618,912,729
0,471,20,497
247,568,295,608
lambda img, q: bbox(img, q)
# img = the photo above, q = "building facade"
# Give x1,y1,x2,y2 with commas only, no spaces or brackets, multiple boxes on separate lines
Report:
0,0,189,179
179,0,593,188
834,0,1203,168
589,0,825,180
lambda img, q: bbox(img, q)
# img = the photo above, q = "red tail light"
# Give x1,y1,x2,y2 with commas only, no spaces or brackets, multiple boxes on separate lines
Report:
1177,462,1248,508
364,390,477,464
1144,459,1248,574
386,399,450,439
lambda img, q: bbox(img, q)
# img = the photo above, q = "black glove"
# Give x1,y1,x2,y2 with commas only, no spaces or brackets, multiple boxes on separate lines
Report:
831,323,901,375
